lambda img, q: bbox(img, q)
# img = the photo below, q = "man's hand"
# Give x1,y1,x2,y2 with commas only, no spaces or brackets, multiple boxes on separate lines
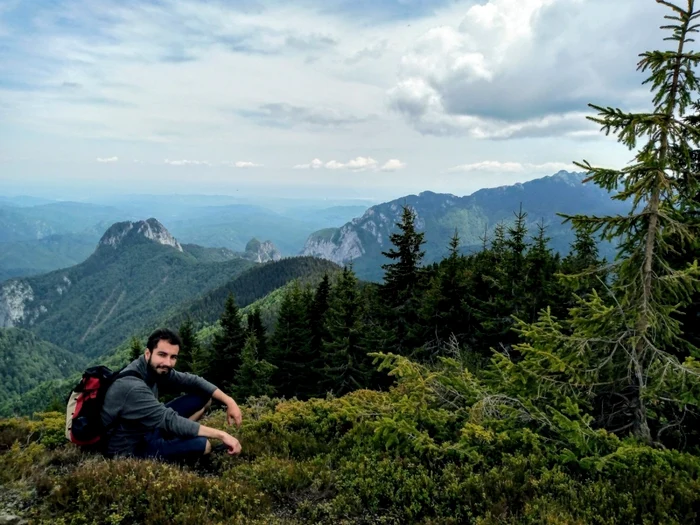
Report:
212,389,243,428
226,400,242,428
198,424,242,455
220,432,242,455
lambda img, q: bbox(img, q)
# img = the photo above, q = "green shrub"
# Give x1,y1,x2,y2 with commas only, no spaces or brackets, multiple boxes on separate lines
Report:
0,441,47,483
0,411,67,450
223,456,335,506
37,457,269,524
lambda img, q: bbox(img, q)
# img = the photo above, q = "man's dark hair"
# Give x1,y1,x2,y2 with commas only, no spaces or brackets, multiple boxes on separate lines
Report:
146,328,182,351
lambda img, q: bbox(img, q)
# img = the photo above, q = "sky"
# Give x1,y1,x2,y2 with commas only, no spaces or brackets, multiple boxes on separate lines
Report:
0,0,673,201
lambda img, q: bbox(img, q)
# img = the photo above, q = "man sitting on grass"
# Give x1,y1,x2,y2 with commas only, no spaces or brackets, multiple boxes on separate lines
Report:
101,328,242,463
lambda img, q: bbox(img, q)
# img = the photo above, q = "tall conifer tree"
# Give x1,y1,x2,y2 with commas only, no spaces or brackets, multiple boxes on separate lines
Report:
233,334,277,399
207,294,246,392
381,205,426,355
309,274,332,360
505,0,700,444
129,335,144,361
177,317,197,374
246,308,268,360
418,230,472,355
268,282,315,398
321,266,372,395
381,205,426,306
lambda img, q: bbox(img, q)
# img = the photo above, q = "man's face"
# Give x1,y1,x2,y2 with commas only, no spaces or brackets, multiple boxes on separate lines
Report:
145,339,179,376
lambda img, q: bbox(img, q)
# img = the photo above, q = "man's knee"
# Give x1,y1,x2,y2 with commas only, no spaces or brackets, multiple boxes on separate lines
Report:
204,398,212,410
204,439,211,455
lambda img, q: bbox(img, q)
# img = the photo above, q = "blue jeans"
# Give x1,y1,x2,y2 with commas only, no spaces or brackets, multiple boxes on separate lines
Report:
135,393,210,463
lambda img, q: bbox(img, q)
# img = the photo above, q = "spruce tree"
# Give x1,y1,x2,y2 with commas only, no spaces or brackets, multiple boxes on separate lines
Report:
309,274,331,360
668,100,700,352
268,282,314,398
357,283,397,388
491,222,507,258
207,294,246,393
232,334,277,399
246,308,268,360
505,205,529,313
474,211,530,353
417,231,472,356
560,227,606,301
465,224,508,356
381,205,426,354
129,336,144,361
177,318,198,374
505,0,700,445
321,266,372,395
524,221,561,322
381,205,426,306
506,205,528,262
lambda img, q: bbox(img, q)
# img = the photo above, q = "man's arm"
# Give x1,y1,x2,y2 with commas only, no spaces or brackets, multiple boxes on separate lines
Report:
120,381,201,438
166,369,217,397
165,370,243,428
197,423,242,455
211,388,243,427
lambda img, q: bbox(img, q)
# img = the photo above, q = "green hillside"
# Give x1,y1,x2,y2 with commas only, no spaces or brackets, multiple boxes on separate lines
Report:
27,246,253,357
161,256,341,328
0,233,100,282
0,220,255,358
0,328,86,415
181,244,239,263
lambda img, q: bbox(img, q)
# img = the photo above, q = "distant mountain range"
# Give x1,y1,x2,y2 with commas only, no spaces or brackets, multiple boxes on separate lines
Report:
301,171,627,280
0,197,368,280
1,171,626,283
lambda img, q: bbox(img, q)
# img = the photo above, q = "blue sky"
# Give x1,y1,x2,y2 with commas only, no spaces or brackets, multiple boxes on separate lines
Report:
0,0,671,200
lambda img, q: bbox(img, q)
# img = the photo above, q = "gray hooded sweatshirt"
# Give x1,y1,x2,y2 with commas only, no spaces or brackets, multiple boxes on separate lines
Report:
100,355,217,456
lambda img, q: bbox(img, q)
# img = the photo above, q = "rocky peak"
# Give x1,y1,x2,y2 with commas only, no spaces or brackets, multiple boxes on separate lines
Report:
551,170,586,186
244,238,281,263
98,218,183,252
0,279,34,328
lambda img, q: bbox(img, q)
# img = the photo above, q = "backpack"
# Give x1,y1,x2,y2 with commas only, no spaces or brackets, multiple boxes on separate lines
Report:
65,365,143,447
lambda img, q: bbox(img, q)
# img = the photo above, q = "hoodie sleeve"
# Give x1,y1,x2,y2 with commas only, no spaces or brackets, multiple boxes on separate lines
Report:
120,380,200,437
164,370,218,397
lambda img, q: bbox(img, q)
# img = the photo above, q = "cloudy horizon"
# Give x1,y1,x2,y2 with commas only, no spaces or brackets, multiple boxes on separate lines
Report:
0,0,670,201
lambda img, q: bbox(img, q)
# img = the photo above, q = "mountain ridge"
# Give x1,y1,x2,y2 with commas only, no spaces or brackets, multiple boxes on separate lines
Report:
0,220,256,356
301,171,626,279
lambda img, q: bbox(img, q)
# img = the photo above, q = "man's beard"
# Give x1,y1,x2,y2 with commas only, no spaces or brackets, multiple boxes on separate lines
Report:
147,356,172,377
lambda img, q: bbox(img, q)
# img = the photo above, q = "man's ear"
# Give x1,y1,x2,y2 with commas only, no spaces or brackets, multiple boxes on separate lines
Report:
144,349,151,361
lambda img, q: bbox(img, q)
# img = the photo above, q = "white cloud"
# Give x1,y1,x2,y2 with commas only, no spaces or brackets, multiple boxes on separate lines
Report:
388,0,663,138
293,157,404,172
229,160,262,168
344,156,378,171
380,159,406,172
293,158,324,169
448,161,576,173
324,160,346,170
164,159,211,166
96,156,119,163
